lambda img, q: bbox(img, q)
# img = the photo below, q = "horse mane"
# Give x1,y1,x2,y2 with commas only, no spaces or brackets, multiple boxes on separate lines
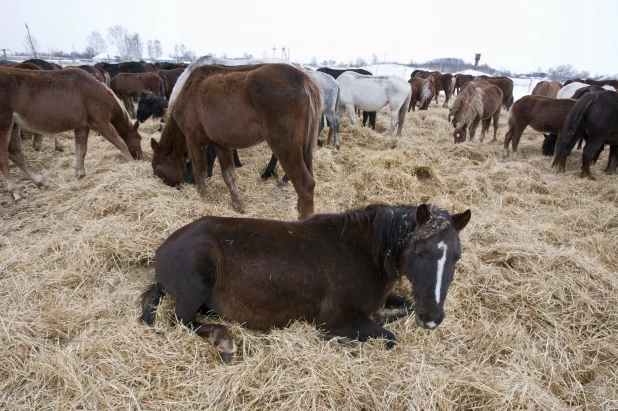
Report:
458,88,484,127
420,76,434,108
343,204,451,279
451,83,478,118
101,82,132,124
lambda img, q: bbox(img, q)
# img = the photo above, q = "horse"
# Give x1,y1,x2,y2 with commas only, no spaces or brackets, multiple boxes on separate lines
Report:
140,203,472,362
453,74,474,95
475,76,514,110
23,59,58,70
95,61,147,79
503,95,577,160
316,67,377,129
77,65,107,83
139,61,158,73
158,68,185,99
451,85,502,144
437,73,455,107
408,76,435,112
156,62,187,70
111,73,163,118
336,72,411,137
0,67,142,202
531,81,563,98
413,70,440,79
557,82,615,99
584,78,618,89
552,91,618,178
448,80,491,126
150,64,322,220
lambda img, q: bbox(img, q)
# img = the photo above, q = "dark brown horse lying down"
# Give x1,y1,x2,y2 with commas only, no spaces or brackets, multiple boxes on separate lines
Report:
0,67,142,202
151,63,322,220
503,96,577,160
140,203,471,362
553,91,618,178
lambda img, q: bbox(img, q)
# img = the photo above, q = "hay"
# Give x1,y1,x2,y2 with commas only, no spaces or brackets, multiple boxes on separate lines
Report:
1,98,617,410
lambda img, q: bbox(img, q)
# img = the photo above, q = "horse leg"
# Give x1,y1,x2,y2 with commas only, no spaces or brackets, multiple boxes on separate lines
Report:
74,128,90,179
0,118,25,203
479,118,491,143
89,123,134,164
346,104,357,125
327,112,340,153
605,145,618,174
174,287,237,363
212,145,245,213
369,112,376,130
504,123,526,160
469,117,481,142
6,125,47,200
272,146,315,220
373,294,413,325
206,144,216,178
362,111,368,127
323,312,396,349
32,133,44,151
491,111,500,142
233,149,242,168
386,106,399,137
261,154,278,180
581,140,604,179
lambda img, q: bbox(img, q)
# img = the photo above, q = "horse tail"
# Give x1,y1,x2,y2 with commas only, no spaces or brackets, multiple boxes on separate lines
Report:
554,92,600,164
140,283,166,326
303,78,323,175
503,105,516,147
158,71,167,97
450,76,456,98
399,89,411,126
420,77,432,109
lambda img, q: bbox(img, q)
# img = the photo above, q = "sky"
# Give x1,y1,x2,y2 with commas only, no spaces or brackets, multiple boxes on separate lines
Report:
2,0,617,75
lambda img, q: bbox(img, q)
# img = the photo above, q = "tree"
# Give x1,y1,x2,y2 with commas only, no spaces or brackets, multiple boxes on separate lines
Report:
125,33,143,61
242,53,254,59
86,31,107,56
355,57,367,67
548,64,577,81
147,39,162,61
23,24,39,58
174,44,187,61
108,25,128,59
310,56,317,66
371,53,379,65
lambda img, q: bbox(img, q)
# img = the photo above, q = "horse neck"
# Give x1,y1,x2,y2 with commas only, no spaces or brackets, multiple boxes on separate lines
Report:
109,101,132,138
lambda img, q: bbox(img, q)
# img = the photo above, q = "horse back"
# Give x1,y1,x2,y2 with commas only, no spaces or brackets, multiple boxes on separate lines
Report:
154,215,390,330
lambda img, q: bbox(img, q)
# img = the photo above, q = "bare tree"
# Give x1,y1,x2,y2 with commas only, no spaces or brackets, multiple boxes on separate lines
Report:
147,39,162,61
310,56,317,66
174,44,187,61
108,25,128,59
355,57,367,67
242,52,254,59
23,24,39,58
124,33,143,61
371,53,379,65
548,64,577,81
86,31,107,56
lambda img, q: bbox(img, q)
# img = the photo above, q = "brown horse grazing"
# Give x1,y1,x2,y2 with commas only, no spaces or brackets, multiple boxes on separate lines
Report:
158,68,185,100
453,74,474,95
140,203,472,362
437,73,455,107
503,95,577,160
408,77,422,112
452,85,502,143
477,76,514,110
552,91,618,178
150,64,322,220
111,73,163,118
0,67,142,202
448,80,490,125
531,81,563,98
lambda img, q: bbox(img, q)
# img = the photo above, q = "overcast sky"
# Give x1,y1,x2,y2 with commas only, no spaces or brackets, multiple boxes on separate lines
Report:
2,0,617,75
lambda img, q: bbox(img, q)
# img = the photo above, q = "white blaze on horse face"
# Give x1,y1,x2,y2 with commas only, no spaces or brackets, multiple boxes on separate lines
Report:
435,241,448,305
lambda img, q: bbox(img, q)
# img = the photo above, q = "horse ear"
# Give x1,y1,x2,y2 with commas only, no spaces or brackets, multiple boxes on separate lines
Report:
415,204,431,226
134,120,139,131
151,138,160,153
452,209,471,231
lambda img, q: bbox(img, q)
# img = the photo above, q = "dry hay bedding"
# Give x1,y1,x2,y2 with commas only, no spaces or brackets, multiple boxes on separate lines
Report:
1,99,617,410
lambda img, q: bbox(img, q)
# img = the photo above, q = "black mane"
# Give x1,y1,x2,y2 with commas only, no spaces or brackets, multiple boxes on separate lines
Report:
344,204,451,279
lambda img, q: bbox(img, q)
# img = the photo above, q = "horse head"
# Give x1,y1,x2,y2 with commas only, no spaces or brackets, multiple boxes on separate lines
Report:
151,137,187,187
127,120,143,160
542,133,558,156
404,205,471,329
452,124,467,143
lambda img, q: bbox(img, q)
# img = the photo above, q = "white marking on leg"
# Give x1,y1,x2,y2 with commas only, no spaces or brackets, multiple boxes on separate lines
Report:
426,321,437,329
435,241,448,304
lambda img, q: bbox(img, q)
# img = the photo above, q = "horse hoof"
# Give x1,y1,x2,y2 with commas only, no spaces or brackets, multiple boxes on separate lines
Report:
317,139,325,147
277,180,289,189
384,339,397,349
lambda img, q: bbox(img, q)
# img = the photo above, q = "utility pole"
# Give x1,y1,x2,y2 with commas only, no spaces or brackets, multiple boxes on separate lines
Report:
272,45,276,58
24,23,38,58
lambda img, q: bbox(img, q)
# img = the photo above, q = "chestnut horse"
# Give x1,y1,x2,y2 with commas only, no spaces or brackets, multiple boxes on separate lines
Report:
448,79,490,125
452,84,502,143
552,91,618,178
531,81,563,98
453,74,474,95
158,68,185,100
140,203,471,362
476,76,514,110
151,64,322,219
111,73,164,118
503,95,577,160
408,75,435,111
0,67,142,202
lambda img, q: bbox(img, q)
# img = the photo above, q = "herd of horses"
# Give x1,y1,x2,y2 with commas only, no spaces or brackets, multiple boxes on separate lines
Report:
1,56,616,362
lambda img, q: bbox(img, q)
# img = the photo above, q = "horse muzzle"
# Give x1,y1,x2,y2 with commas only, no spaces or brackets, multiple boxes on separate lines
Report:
416,312,444,330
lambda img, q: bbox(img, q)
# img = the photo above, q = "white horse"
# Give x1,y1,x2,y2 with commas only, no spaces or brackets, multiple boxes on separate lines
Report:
336,72,411,137
557,82,616,99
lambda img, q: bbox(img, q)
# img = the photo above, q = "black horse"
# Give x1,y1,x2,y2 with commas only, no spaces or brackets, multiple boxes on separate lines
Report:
140,203,471,362
95,61,147,79
317,67,377,129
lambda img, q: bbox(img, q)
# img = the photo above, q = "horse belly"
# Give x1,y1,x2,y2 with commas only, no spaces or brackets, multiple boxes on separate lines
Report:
351,88,388,112
13,91,87,133
199,99,264,149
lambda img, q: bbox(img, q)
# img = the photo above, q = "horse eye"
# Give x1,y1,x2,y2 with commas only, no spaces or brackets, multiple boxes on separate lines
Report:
415,250,425,258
